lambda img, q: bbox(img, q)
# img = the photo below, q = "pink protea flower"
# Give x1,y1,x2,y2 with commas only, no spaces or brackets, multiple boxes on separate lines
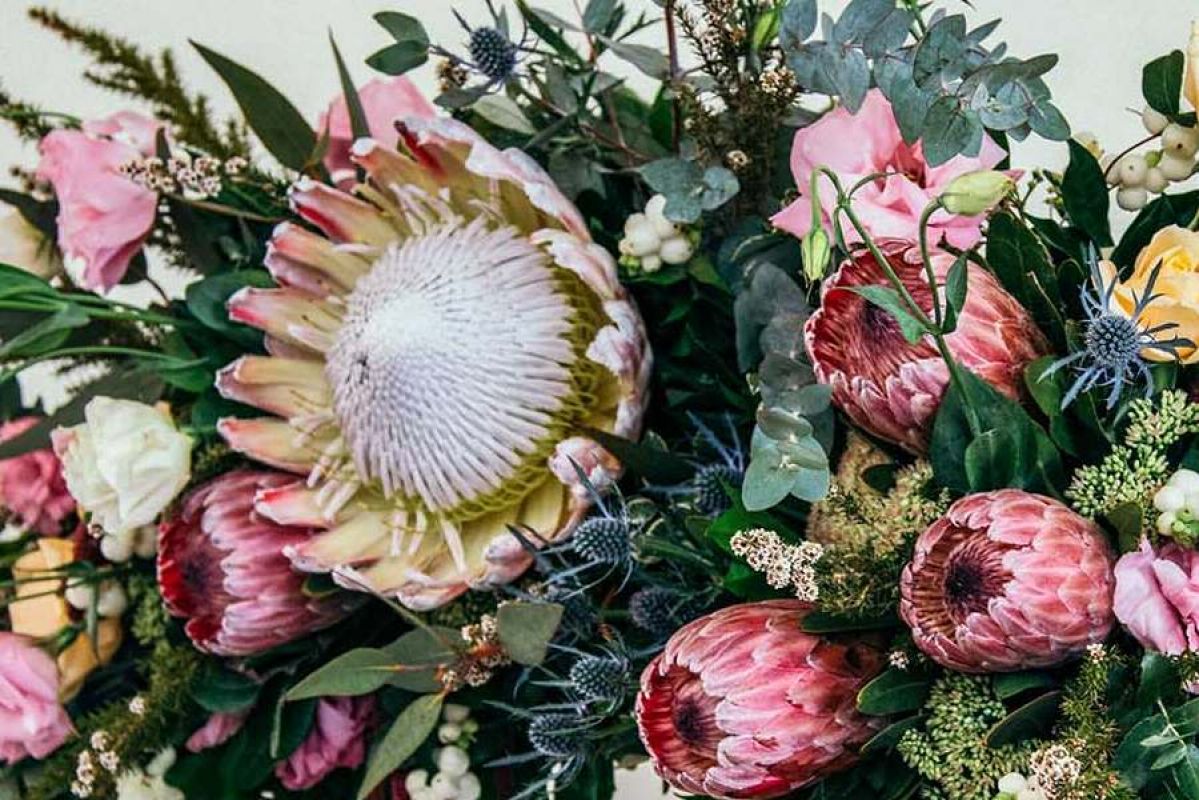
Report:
318,76,436,187
1114,539,1199,659
216,117,650,610
157,470,354,656
0,632,72,764
772,89,1007,250
275,695,376,790
900,490,1116,673
0,416,74,535
36,111,162,291
635,600,884,799
805,245,1048,454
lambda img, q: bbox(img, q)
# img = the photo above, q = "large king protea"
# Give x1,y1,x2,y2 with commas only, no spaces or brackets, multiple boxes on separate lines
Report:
215,118,650,609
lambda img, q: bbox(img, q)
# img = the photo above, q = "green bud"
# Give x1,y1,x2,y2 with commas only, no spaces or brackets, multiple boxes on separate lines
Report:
801,227,832,282
940,170,1015,216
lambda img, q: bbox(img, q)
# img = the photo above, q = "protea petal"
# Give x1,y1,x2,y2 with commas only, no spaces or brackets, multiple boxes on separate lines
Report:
805,244,1048,454
157,470,355,656
219,113,650,610
636,601,884,799
899,489,1116,672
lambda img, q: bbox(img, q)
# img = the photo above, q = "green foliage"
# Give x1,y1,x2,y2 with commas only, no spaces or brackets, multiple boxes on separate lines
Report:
898,674,1043,800
357,694,444,800
1060,139,1113,246
28,7,247,156
366,12,430,76
639,158,741,223
1143,50,1186,118
495,601,564,666
784,2,1068,165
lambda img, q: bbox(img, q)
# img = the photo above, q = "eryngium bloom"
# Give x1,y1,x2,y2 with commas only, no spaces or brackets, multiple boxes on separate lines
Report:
635,600,884,799
217,118,650,609
900,490,1116,672
157,470,353,656
805,245,1047,454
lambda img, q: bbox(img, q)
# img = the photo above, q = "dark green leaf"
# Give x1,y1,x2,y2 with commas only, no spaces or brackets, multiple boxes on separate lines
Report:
942,253,968,333
192,666,261,713
192,41,317,171
366,41,430,76
582,0,617,33
185,269,274,347
1112,190,1199,268
985,691,1062,746
861,716,923,755
357,694,443,800
330,34,369,141
1061,139,1113,247
599,37,670,80
992,671,1058,700
857,668,931,716
1144,50,1186,116
583,428,694,483
985,212,1064,345
286,648,401,701
374,11,430,46
801,610,898,633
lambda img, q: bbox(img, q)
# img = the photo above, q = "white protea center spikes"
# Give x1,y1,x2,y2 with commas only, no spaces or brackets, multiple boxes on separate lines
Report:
327,219,575,512
216,118,650,610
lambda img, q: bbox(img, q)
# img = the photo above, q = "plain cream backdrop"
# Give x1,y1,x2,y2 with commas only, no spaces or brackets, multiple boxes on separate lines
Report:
0,0,1195,796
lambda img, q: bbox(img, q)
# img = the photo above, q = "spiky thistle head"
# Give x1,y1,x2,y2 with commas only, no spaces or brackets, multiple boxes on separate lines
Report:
468,27,518,81
571,517,631,566
527,712,588,759
629,587,699,638
569,653,629,705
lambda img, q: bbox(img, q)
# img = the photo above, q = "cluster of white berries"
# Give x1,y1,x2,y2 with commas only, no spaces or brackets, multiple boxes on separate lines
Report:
119,153,246,199
1102,107,1199,211
730,527,824,601
1152,468,1199,539
994,772,1048,800
403,704,482,800
618,195,696,274
92,523,158,564
65,578,128,619
113,748,183,800
995,745,1083,800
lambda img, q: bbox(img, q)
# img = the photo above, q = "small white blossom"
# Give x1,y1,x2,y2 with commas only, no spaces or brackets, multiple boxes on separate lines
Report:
618,195,695,274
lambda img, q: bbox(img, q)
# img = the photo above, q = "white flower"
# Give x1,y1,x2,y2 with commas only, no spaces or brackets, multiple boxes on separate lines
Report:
53,397,192,534
0,200,60,279
618,194,694,273
437,746,471,778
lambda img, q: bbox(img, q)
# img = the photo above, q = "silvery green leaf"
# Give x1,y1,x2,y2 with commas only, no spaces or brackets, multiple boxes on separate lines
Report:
474,94,536,134
701,166,740,210
758,353,817,403
862,8,912,58
742,442,796,511
790,464,831,502
966,18,1002,46
788,44,834,96
794,383,833,416
1007,122,1032,141
820,11,835,40
832,0,893,45
819,46,870,112
1028,101,1070,140
973,83,1029,130
922,96,983,166
527,5,582,32
757,406,814,442
549,152,604,199
913,14,968,84
780,0,817,48
663,193,704,224
777,434,828,471
640,158,704,196
543,63,578,113
599,37,670,79
876,58,930,143
810,406,836,451
583,0,617,33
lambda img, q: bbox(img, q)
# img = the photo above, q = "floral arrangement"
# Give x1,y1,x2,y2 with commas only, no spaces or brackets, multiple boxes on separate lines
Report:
8,1,1199,799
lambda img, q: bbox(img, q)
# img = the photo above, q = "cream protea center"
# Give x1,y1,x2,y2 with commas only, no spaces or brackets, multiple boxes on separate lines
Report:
216,117,650,609
327,219,603,514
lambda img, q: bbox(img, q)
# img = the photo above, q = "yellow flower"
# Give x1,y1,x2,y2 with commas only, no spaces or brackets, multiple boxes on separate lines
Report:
1101,225,1199,364
1187,20,1199,112
9,538,122,700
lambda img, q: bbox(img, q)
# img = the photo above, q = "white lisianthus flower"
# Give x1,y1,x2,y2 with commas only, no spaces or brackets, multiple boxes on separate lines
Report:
52,397,192,534
618,194,695,273
0,200,60,279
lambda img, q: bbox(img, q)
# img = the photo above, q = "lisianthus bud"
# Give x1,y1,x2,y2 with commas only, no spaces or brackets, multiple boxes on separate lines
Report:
802,226,831,282
939,170,1014,216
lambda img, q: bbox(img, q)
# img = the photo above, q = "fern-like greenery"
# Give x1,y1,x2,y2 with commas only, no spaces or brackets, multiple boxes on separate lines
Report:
26,7,249,157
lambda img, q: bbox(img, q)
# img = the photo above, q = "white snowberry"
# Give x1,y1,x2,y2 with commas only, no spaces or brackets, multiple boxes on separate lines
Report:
437,746,471,778
100,529,135,563
1170,469,1199,494
1162,123,1199,158
96,582,128,618
1143,106,1170,135
1145,166,1170,193
998,773,1028,794
1117,154,1149,187
1159,151,1196,181
65,582,96,611
1116,186,1149,211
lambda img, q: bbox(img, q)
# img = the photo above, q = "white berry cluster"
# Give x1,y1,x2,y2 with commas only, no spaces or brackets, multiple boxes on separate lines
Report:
618,195,696,274
1103,107,1199,211
94,523,158,564
66,578,128,619
113,748,183,800
1153,468,1199,540
403,704,482,800
994,772,1047,800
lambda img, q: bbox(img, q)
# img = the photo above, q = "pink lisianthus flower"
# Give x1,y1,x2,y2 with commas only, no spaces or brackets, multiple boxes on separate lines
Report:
772,89,1008,249
1114,539,1199,662
275,696,376,790
318,76,436,187
0,632,73,764
0,416,74,535
36,111,163,292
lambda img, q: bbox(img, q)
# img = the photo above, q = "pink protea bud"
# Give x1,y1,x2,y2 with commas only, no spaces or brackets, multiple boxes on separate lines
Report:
635,600,884,799
157,470,356,656
900,490,1116,672
804,245,1048,454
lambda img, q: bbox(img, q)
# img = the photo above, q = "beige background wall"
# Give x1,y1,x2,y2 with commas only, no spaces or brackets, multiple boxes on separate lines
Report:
0,0,1195,796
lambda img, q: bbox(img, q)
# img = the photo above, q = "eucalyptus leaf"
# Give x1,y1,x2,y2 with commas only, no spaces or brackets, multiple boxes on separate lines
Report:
357,694,444,800
286,648,401,701
496,602,564,665
473,94,536,134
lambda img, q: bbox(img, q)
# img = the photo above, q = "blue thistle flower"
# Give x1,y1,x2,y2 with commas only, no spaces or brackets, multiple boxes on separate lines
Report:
629,586,700,638
568,651,630,705
1045,250,1191,409
527,712,589,759
441,2,529,90
651,414,745,516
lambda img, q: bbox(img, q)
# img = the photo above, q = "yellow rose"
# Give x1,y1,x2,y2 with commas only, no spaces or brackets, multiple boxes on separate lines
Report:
9,538,122,700
1187,20,1199,113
